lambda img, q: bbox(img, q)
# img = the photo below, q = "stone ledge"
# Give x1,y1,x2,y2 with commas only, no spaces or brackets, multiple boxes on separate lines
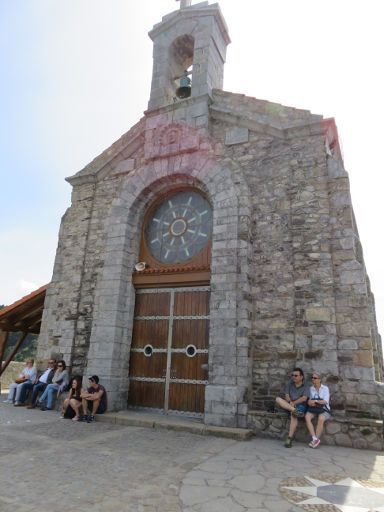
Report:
248,410,383,451
98,411,253,441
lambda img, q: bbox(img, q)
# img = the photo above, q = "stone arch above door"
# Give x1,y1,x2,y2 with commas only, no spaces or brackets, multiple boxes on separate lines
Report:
85,151,252,427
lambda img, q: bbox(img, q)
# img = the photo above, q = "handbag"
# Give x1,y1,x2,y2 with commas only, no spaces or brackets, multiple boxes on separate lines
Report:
14,377,25,384
307,405,329,415
64,406,76,419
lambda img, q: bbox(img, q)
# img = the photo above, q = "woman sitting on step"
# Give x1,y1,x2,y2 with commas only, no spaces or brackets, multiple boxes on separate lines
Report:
4,359,37,405
60,375,83,421
305,372,331,449
38,360,69,411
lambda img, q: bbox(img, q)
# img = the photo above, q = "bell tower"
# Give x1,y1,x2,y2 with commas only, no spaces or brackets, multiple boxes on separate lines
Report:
147,1,230,111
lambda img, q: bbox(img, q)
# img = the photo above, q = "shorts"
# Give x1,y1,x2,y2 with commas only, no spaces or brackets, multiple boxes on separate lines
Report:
86,400,106,415
279,403,307,417
316,411,331,421
306,406,331,421
295,404,307,414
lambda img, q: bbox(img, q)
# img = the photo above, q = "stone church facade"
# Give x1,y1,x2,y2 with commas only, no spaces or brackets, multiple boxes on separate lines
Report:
38,1,383,429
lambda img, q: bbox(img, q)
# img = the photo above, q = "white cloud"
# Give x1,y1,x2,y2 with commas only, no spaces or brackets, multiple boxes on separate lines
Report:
0,227,56,306
19,279,39,296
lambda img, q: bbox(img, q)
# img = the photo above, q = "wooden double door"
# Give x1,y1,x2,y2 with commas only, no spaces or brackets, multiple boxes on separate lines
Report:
128,287,209,416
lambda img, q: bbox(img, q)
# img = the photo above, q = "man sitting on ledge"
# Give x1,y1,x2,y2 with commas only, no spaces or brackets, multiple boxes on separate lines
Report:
24,358,57,408
79,375,107,423
275,367,309,448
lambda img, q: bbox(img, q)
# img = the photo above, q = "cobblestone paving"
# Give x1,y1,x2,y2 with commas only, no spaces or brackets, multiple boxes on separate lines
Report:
1,399,383,512
0,400,233,512
180,440,384,512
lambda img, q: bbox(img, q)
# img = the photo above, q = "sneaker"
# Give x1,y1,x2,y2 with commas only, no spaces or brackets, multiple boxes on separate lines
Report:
311,438,321,448
27,404,36,409
284,437,293,448
79,415,88,422
72,416,79,422
14,402,26,407
292,407,305,418
87,415,95,423
3,399,13,404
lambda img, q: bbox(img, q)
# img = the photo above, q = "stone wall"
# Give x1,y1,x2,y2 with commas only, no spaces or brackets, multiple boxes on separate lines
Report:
0,361,25,391
37,121,145,376
35,0,383,432
37,86,383,426
248,410,383,451
210,90,383,420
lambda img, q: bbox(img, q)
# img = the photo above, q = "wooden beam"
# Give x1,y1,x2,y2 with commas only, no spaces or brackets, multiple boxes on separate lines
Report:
0,321,15,332
0,286,47,331
0,321,35,334
133,270,210,287
0,331,28,377
4,301,44,325
0,330,9,367
0,308,42,333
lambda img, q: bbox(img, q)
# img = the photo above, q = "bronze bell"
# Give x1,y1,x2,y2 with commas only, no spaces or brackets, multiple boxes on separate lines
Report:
175,72,191,99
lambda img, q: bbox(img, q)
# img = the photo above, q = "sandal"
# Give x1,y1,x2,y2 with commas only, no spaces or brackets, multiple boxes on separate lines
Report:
72,416,79,421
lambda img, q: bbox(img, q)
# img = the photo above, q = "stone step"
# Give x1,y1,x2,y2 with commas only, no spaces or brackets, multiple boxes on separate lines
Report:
97,410,253,441
248,409,383,451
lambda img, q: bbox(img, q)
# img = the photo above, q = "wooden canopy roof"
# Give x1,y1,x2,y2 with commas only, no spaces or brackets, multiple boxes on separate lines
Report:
0,284,48,334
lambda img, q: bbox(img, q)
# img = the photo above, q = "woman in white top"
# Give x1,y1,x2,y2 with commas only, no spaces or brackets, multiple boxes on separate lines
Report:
4,358,37,405
305,371,331,448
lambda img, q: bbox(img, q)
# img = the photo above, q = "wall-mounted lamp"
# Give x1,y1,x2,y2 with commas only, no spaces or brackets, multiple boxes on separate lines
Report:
134,261,147,272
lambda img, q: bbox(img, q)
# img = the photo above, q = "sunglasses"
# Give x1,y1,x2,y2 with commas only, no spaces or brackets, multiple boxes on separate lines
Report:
291,373,301,377
311,376,320,379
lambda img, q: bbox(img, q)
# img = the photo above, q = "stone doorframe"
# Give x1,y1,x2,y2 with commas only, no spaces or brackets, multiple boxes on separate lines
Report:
85,149,252,428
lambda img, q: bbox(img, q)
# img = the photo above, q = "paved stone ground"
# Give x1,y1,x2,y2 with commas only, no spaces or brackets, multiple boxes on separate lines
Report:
1,397,383,512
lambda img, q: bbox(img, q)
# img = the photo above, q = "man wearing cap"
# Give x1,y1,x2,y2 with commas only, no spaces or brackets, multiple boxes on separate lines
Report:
80,375,107,422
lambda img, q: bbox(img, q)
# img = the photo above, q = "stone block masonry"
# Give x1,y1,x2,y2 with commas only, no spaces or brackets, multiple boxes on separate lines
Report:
248,410,383,451
37,2,382,433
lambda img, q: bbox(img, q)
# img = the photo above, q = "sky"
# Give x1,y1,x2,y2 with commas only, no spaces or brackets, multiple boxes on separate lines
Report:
0,0,383,336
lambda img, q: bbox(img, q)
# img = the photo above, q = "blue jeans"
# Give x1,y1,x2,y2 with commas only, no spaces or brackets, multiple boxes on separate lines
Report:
39,383,59,409
24,381,48,405
18,381,34,403
7,380,32,402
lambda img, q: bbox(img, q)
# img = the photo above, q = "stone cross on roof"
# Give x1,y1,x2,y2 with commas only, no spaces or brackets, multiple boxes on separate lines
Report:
176,0,192,8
